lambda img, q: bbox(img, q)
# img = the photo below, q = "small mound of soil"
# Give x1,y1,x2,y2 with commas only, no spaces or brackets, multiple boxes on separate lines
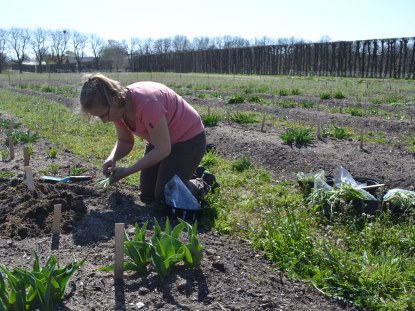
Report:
0,179,91,239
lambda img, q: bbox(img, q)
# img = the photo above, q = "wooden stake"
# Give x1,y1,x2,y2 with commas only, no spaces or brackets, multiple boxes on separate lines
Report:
23,146,30,166
260,114,266,132
8,120,13,136
359,128,364,150
226,110,230,123
208,106,211,115
52,204,62,235
25,166,35,191
8,136,14,160
114,223,125,280
317,120,321,139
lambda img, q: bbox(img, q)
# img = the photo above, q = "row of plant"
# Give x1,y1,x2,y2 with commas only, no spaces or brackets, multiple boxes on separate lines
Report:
1,76,415,309
0,217,202,310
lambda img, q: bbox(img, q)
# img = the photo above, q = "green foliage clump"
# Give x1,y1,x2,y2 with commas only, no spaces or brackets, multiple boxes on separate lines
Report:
247,95,263,103
230,112,256,124
320,92,332,100
201,113,221,127
280,128,314,146
278,89,289,96
100,218,203,277
291,88,301,95
300,101,315,109
231,156,252,172
0,253,85,311
345,107,364,117
48,147,58,158
227,94,245,104
12,130,40,144
322,126,352,140
334,91,346,99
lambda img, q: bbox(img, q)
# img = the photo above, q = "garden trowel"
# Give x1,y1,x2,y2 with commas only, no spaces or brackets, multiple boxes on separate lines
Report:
40,175,93,183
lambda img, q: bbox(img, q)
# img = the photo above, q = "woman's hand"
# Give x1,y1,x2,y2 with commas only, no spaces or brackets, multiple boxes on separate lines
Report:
108,166,131,182
103,159,115,176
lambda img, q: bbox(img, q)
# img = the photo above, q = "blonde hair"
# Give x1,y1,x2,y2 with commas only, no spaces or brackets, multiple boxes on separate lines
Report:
80,73,126,113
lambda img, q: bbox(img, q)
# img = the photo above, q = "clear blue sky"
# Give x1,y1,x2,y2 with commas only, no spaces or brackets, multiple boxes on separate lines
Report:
2,0,414,43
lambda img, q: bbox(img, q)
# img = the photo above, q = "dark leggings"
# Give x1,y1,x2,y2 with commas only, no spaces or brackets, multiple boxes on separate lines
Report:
139,131,206,202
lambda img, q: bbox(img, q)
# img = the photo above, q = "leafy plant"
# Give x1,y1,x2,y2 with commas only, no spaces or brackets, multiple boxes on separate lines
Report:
280,128,314,146
345,107,364,117
227,94,245,104
232,156,252,172
230,112,256,124
181,219,203,269
27,142,34,156
48,163,59,175
0,120,21,130
0,171,14,179
320,92,332,100
334,91,346,99
278,89,289,96
278,100,295,108
48,147,58,158
291,88,300,95
247,95,263,103
12,130,40,144
201,113,221,127
1,146,9,161
100,218,203,277
149,218,186,277
300,101,315,109
70,166,88,176
0,252,85,311
332,126,352,139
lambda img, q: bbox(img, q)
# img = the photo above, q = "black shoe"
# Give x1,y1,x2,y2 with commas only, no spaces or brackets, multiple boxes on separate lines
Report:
194,165,206,178
202,171,219,193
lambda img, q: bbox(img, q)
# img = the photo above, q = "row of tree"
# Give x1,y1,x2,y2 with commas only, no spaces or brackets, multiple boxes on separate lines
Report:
0,27,305,73
134,38,415,79
1,27,413,79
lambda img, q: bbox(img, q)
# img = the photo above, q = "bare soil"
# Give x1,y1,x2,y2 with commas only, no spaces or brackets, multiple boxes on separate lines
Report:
3,85,414,310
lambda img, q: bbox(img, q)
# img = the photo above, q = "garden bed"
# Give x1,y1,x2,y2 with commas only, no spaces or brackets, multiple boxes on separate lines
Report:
3,80,415,310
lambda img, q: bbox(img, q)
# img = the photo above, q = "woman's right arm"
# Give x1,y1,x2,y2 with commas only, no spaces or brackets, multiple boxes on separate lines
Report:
103,122,135,175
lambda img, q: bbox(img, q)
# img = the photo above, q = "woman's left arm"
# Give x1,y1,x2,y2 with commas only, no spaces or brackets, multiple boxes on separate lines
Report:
110,116,171,181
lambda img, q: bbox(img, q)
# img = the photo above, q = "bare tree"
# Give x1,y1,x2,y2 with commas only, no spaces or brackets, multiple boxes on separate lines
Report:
222,35,250,48
140,38,154,55
0,28,8,73
101,40,127,72
191,36,214,50
50,29,70,65
254,36,275,46
172,35,190,52
72,31,88,72
31,27,49,73
9,27,31,73
125,38,141,70
153,37,172,53
89,33,105,70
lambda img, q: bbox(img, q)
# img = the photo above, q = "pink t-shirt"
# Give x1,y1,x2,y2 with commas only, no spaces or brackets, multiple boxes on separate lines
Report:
116,82,204,145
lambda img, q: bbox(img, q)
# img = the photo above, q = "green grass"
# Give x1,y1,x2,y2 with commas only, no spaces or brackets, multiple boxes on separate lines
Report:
1,73,415,310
